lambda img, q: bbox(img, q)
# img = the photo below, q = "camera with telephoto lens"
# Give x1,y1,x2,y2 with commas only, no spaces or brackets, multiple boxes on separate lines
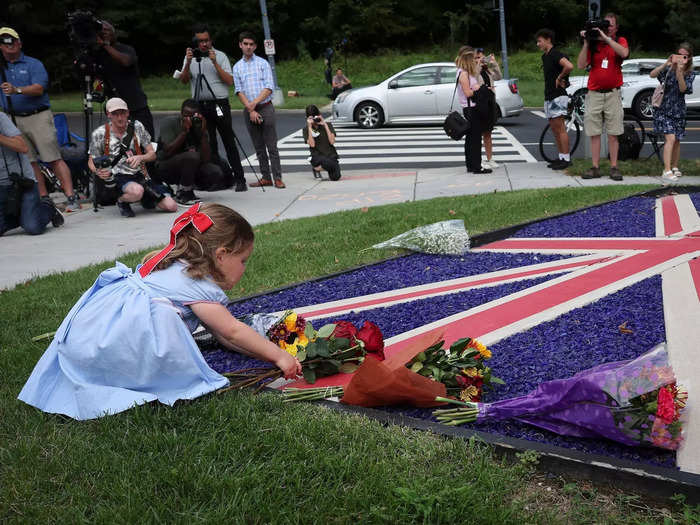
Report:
584,18,610,42
191,115,203,130
313,116,322,124
138,176,166,203
92,154,117,187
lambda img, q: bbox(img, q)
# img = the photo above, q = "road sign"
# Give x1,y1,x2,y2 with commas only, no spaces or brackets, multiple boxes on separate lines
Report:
263,39,276,55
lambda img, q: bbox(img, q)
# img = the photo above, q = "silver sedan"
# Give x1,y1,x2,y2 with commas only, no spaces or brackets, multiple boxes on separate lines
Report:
331,62,524,129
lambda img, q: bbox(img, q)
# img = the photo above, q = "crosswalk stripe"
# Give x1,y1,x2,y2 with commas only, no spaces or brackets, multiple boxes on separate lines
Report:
244,125,534,167
531,110,547,119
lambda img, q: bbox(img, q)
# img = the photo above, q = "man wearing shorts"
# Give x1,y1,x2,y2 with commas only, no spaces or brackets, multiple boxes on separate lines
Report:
536,29,574,170
577,13,629,181
0,27,80,211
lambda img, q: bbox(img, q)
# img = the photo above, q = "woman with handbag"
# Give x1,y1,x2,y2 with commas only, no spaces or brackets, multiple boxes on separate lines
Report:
475,48,502,169
650,42,696,181
456,46,491,174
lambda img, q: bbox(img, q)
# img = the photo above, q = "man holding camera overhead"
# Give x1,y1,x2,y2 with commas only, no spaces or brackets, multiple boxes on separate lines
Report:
180,24,246,192
577,12,629,181
88,97,177,217
156,99,224,205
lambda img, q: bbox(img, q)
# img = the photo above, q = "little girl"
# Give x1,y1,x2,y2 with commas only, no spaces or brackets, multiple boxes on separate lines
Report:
18,203,301,420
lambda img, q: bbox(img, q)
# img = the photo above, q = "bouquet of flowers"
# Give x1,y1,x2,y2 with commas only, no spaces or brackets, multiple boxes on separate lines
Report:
434,344,688,450
220,313,385,393
283,331,503,409
406,337,503,402
368,219,470,255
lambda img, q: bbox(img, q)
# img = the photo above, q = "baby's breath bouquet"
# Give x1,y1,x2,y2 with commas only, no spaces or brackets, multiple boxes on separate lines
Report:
369,219,470,255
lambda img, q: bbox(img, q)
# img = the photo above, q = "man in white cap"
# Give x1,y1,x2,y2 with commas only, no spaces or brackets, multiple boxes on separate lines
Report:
88,97,177,217
0,27,81,212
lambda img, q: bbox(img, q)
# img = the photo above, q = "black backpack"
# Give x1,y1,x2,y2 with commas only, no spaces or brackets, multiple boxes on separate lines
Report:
618,123,642,161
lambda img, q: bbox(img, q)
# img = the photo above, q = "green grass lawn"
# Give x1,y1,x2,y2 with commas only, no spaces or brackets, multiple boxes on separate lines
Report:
567,158,700,177
48,44,672,113
3,186,699,523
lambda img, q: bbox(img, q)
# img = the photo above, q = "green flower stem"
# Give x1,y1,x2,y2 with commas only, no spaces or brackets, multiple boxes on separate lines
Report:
434,396,474,407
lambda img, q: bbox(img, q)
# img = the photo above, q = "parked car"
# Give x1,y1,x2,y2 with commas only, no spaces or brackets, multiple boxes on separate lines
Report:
566,57,700,119
331,62,523,129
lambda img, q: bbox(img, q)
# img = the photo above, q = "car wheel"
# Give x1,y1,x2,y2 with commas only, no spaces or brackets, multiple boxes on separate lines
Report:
571,89,587,114
355,102,384,129
633,89,654,120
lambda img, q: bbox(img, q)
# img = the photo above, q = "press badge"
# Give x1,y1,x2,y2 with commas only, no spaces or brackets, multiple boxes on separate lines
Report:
601,58,609,69
215,104,224,117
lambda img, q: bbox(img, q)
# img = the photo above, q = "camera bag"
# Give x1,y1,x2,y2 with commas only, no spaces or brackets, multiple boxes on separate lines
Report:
443,72,471,141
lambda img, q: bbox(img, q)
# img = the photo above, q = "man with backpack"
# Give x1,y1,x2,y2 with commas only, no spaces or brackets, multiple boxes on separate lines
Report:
577,13,629,181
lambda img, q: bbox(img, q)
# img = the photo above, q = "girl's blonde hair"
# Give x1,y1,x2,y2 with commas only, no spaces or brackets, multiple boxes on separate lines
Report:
142,203,254,281
455,46,480,78
678,42,694,74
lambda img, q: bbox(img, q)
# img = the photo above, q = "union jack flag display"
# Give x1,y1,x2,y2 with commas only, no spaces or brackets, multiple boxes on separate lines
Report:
209,192,700,475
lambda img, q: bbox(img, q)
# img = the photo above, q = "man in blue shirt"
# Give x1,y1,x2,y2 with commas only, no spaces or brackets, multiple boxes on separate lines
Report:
233,31,284,188
0,27,80,212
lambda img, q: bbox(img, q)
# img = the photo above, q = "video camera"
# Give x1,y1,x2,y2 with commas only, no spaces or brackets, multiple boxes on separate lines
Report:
584,18,610,42
66,10,105,77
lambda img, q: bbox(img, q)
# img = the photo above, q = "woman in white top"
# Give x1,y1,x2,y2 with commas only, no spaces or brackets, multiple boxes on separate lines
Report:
456,46,491,174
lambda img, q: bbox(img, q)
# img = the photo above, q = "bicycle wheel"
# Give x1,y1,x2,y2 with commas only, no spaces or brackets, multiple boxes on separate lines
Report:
538,115,581,163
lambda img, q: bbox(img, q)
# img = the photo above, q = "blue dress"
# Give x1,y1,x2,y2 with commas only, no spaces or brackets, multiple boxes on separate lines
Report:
18,261,230,420
653,67,696,139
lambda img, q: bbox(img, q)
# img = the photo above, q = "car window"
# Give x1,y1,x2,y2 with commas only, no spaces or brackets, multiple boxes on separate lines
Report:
439,66,458,84
394,67,438,88
622,63,639,74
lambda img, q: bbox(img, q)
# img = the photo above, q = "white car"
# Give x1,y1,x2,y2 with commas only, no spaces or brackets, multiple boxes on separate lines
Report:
566,58,700,119
331,62,523,129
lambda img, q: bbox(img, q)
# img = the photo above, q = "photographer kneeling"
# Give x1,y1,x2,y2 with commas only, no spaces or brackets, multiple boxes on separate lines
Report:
88,98,177,218
1,112,63,235
303,105,341,181
156,99,224,205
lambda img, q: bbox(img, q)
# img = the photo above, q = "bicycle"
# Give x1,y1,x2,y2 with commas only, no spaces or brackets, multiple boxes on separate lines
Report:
538,93,646,163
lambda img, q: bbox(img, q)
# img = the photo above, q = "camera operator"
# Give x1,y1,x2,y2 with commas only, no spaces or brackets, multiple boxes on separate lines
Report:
303,105,341,181
1,112,63,236
88,98,177,218
94,21,154,138
577,12,629,181
180,24,246,192
0,27,81,212
156,99,225,205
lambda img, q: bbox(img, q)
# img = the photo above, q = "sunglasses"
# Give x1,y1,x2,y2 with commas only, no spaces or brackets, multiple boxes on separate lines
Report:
476,48,484,53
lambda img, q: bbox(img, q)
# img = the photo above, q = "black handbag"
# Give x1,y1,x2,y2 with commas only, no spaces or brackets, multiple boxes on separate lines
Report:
443,73,471,140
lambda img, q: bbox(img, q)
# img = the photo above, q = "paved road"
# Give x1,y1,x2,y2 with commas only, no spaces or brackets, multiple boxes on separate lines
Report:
64,109,700,174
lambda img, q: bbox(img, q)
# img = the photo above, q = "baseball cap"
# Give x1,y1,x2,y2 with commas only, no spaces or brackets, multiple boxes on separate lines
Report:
105,97,129,113
0,27,20,42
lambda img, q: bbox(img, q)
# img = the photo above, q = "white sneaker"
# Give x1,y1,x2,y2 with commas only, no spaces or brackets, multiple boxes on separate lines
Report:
486,159,500,169
672,167,682,178
662,170,678,182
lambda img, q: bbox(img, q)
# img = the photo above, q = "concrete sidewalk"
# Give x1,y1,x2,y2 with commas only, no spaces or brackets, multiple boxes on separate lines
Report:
1,162,697,290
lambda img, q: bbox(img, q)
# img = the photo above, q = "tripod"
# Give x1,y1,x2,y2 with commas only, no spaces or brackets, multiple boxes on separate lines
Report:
192,59,264,191
79,73,101,212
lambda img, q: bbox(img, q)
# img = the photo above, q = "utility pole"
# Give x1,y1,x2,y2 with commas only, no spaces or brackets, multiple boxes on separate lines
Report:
498,0,509,78
259,0,284,105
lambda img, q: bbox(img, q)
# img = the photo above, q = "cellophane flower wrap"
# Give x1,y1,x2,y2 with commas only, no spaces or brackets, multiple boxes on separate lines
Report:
369,220,470,255
435,344,687,450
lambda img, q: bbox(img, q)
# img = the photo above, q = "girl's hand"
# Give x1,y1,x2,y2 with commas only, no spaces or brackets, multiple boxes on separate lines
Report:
275,351,302,379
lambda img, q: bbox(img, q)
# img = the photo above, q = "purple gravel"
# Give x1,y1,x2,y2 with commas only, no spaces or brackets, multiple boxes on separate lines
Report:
228,252,570,317
512,196,657,238
203,193,681,469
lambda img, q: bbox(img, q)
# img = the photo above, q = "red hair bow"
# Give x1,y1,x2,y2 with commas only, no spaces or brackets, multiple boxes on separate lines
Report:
139,203,214,277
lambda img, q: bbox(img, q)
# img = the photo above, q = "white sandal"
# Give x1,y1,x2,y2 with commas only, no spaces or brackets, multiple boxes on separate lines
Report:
672,167,682,177
662,170,678,181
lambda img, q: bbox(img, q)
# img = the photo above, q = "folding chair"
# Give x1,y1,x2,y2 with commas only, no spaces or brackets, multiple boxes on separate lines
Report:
645,131,664,161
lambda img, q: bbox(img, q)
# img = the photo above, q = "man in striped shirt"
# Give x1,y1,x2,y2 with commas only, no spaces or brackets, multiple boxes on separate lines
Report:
233,31,284,188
